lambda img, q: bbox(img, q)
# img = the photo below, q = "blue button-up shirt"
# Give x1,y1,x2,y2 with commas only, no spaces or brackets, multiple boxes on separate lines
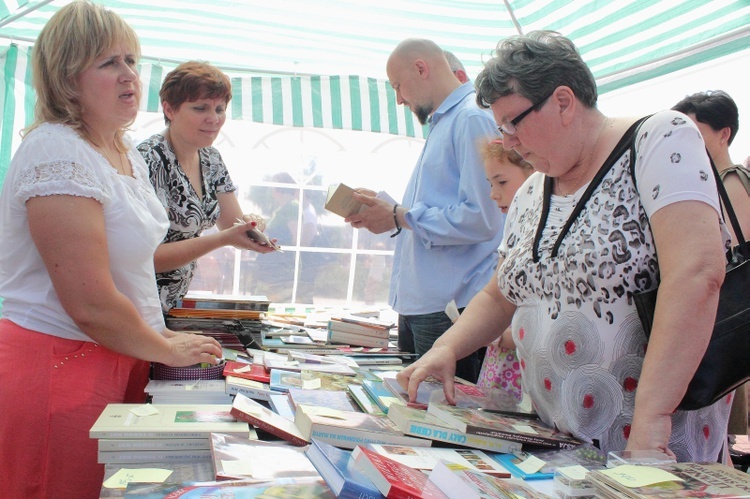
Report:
389,83,505,315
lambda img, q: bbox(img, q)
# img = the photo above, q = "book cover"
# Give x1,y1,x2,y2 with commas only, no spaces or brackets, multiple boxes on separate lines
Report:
365,443,511,477
265,357,357,376
222,361,271,383
348,384,387,416
361,379,404,414
386,404,521,455
230,393,309,446
97,438,210,452
427,400,581,449
269,369,323,392
287,351,359,368
123,477,336,498
328,329,390,349
97,448,212,464
294,404,431,450
587,462,750,498
269,392,296,421
89,404,250,440
427,460,550,499
325,183,365,218
305,439,385,499
287,387,361,413
351,445,448,498
210,433,319,481
224,376,274,402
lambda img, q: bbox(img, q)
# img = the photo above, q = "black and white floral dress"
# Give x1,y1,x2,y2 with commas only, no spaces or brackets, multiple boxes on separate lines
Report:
137,134,237,312
497,111,732,462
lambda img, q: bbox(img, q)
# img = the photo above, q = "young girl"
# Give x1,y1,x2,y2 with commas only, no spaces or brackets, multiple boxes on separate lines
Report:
476,139,534,399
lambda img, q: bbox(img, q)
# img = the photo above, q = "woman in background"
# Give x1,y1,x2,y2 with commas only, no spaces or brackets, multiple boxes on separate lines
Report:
0,3,221,497
138,61,274,313
475,139,533,400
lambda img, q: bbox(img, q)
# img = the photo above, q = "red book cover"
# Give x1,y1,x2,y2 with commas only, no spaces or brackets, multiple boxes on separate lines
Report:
352,445,448,499
222,361,271,384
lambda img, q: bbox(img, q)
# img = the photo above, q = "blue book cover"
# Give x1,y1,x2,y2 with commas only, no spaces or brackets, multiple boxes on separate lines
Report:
305,439,384,499
361,379,402,414
491,453,554,480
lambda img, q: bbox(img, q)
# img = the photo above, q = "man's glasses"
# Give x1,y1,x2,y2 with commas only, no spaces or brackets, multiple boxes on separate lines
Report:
497,90,554,136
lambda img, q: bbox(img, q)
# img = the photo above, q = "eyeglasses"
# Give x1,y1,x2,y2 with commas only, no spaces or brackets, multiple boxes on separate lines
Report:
497,90,554,136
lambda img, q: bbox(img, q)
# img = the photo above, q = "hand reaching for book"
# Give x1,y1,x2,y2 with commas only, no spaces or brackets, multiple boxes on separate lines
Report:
163,331,223,367
397,344,459,405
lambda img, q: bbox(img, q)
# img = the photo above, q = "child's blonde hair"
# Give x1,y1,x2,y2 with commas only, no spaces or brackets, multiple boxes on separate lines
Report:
479,139,534,175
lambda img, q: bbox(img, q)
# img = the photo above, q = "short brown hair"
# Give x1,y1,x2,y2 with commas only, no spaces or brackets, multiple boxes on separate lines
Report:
159,61,232,124
479,139,534,174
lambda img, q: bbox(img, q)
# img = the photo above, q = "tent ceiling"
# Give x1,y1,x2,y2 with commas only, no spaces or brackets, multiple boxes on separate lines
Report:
1,0,748,92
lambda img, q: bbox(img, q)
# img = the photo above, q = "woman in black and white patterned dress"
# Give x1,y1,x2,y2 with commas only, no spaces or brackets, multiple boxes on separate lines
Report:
138,61,275,312
398,31,732,463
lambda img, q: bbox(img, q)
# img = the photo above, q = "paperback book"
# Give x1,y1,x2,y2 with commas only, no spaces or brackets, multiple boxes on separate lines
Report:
222,361,271,384
123,477,336,498
97,448,212,464
427,460,551,499
324,182,365,218
305,439,385,499
269,369,323,392
386,404,521,454
287,387,361,413
224,375,274,402
428,400,581,449
210,433,319,481
349,384,387,416
328,330,390,349
179,292,270,311
586,462,750,498
361,378,404,414
265,357,357,376
364,443,511,476
89,404,250,440
351,445,448,498
230,393,309,446
294,404,431,450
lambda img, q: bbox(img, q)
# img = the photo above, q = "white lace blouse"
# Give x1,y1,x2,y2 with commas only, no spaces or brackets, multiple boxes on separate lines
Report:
0,123,169,341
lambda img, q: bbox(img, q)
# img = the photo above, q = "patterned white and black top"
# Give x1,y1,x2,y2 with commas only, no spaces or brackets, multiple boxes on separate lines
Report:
137,133,237,312
498,111,732,462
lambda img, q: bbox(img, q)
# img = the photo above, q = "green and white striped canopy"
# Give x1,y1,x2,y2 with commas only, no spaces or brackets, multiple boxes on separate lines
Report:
1,0,749,175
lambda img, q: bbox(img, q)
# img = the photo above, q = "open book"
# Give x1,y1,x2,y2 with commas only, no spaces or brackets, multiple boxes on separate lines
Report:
324,183,365,218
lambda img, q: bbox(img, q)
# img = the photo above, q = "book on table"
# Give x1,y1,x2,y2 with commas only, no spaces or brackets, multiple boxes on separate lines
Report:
494,443,607,480
364,443,511,477
224,375,274,402
89,403,250,440
265,357,358,376
145,379,233,405
328,318,392,337
269,392,296,421
331,315,395,330
222,360,271,383
351,445,449,498
269,368,323,392
386,404,521,454
230,393,309,446
287,387,361,413
294,404,432,450
122,477,336,498
328,330,390,348
586,462,750,498
427,399,582,449
305,439,385,499
287,350,360,368
427,460,551,499
361,378,405,414
348,384,387,416
97,447,212,464
209,432,319,481
179,292,270,311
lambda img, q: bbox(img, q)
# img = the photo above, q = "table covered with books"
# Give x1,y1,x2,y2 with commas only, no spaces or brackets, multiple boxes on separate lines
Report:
95,295,750,498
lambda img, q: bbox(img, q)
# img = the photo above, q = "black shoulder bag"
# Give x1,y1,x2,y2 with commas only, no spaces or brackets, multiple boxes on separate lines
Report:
633,152,750,411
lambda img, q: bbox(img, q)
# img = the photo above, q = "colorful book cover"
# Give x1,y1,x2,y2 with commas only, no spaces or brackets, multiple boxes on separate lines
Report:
230,393,309,446
222,361,271,384
365,443,510,477
386,404,521,454
287,387,361,413
224,376,274,402
352,445,448,498
361,379,404,414
491,453,554,480
269,369,322,392
305,439,385,499
348,384,387,416
294,404,431,450
427,400,581,449
427,460,550,499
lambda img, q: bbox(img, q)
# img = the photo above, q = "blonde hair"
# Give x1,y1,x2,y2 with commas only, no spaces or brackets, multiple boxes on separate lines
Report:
28,0,141,151
479,139,534,174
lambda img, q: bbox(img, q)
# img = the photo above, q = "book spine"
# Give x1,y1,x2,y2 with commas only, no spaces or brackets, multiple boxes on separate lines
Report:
463,425,566,449
225,384,272,401
328,331,389,348
97,439,210,451
399,420,521,454
97,449,212,463
328,322,391,337
308,426,430,450
230,407,308,446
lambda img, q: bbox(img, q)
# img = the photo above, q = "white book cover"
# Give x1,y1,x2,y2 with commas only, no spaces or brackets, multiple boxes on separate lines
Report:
145,379,227,394
89,404,250,439
365,443,510,476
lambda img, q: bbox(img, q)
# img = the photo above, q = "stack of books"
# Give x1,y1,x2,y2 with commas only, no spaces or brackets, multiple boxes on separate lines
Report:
327,316,393,348
90,403,251,465
145,379,233,405
167,293,270,321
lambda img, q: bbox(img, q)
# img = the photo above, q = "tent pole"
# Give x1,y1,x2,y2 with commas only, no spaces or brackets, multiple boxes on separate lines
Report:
0,0,56,29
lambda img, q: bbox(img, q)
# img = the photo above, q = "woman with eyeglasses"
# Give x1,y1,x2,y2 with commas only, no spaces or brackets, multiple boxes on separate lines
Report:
398,31,731,463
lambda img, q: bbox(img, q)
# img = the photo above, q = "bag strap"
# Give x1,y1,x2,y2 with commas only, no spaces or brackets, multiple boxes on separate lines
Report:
532,116,650,262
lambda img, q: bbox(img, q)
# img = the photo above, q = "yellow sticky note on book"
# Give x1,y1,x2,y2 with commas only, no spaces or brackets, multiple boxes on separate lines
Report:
103,468,173,489
601,465,683,488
